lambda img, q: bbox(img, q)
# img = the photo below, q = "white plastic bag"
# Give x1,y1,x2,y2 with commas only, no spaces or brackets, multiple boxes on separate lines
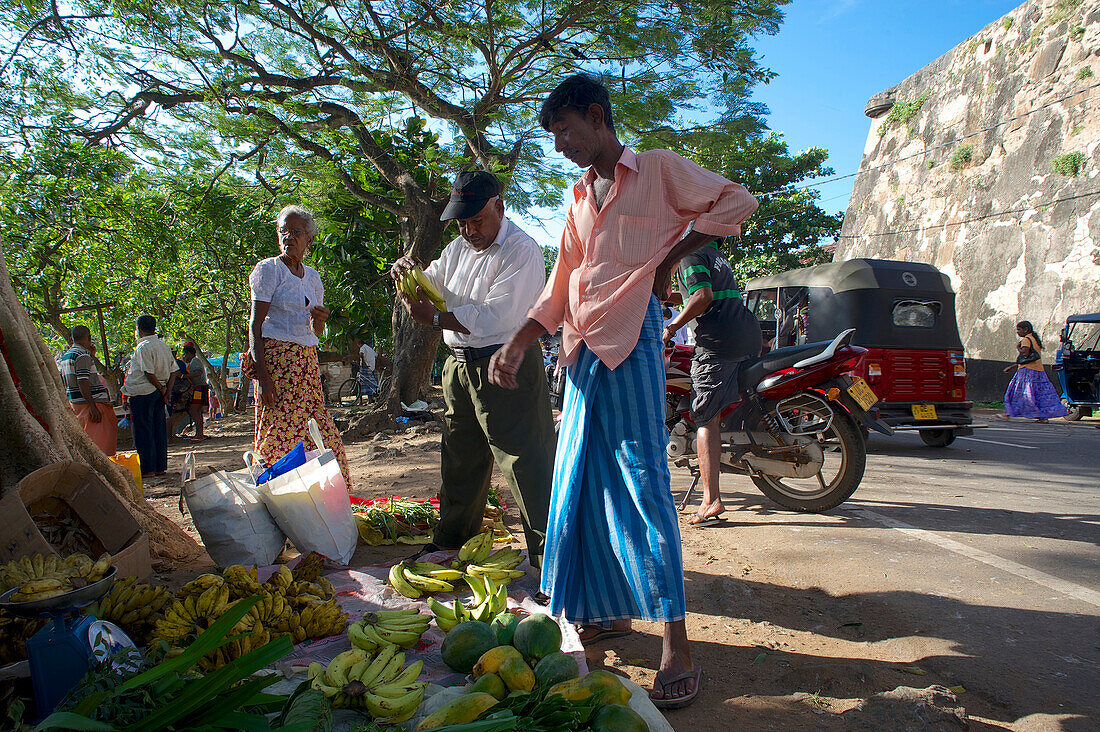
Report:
251,419,357,565
180,453,286,568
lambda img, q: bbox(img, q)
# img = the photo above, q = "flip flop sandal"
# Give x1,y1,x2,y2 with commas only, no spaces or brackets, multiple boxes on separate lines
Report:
650,664,702,710
576,623,633,644
688,513,725,527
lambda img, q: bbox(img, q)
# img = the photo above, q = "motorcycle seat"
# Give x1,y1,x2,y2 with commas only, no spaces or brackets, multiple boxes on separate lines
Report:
740,340,836,389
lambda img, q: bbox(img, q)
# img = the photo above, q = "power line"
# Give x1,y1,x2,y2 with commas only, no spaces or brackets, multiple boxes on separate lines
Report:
836,188,1100,239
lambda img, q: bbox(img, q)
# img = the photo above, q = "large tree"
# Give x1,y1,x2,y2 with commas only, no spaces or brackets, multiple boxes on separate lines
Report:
1,0,789,409
0,238,200,564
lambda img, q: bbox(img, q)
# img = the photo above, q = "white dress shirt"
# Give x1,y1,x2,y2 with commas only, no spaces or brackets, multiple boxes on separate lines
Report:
423,217,547,349
248,257,325,347
121,335,176,397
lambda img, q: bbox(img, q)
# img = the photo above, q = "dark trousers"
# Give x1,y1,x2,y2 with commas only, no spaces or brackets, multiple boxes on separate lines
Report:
129,390,168,474
437,343,555,567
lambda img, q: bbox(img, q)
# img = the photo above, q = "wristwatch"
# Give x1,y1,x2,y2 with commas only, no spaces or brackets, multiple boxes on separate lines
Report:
432,311,442,331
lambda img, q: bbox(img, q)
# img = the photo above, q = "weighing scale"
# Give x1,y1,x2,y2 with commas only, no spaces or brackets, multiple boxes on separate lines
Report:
0,566,137,718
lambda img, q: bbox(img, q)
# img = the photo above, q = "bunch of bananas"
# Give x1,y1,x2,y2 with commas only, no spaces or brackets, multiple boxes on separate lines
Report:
456,532,496,566
151,583,232,645
0,609,45,665
222,565,264,598
284,579,334,609
464,546,526,583
309,644,427,722
387,561,464,600
85,577,171,644
291,552,325,583
348,608,432,651
236,592,292,634
2,552,112,602
266,565,295,591
395,265,447,312
283,599,350,644
426,574,508,630
201,623,271,672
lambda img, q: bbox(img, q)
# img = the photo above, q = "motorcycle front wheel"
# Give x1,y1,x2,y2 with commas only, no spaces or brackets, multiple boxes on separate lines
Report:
750,411,866,513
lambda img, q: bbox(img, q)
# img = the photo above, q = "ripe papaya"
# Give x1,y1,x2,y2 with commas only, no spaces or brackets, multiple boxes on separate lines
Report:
415,692,498,730
472,644,524,678
498,656,536,692
548,669,631,706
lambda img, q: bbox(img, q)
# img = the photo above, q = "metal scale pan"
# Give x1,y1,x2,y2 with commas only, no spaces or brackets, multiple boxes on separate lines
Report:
0,566,118,617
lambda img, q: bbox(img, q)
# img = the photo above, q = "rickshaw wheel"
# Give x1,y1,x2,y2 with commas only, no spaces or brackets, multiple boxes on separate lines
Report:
1061,398,1082,421
750,411,866,513
919,428,957,447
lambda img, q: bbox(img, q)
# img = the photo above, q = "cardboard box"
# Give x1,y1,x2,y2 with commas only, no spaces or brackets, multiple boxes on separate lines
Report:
0,462,152,580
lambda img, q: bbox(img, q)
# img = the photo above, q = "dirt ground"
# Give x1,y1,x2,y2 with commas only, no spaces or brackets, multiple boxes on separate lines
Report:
135,404,1042,731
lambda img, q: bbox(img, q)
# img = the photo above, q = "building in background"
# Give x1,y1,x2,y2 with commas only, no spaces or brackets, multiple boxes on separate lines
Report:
837,0,1100,399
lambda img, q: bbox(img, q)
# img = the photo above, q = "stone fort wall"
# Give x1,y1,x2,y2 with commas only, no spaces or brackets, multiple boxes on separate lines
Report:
836,0,1100,400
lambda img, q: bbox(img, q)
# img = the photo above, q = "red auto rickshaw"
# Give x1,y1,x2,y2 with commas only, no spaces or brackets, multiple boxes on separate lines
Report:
744,259,974,446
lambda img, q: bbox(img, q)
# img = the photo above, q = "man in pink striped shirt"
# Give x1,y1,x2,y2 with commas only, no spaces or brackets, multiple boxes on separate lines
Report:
490,74,757,709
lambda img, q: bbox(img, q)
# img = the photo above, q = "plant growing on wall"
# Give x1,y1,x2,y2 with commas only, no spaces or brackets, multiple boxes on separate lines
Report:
879,94,927,136
950,145,974,171
1052,151,1086,176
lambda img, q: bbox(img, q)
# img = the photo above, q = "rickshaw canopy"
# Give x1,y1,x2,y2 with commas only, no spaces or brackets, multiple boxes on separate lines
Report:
745,259,964,350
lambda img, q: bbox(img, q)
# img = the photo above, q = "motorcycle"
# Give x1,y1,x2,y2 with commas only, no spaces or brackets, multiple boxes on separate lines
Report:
665,329,893,513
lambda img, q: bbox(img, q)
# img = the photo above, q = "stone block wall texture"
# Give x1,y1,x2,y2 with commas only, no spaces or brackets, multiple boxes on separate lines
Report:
836,0,1100,401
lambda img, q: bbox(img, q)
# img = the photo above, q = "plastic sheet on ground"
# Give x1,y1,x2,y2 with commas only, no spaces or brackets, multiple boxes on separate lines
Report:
263,550,599,730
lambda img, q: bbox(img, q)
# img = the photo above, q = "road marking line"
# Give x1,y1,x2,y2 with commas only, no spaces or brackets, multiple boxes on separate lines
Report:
957,436,1038,449
853,508,1100,609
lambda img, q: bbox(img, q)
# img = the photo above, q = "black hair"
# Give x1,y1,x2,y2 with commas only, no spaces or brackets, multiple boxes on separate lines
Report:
183,344,197,355
1017,320,1042,350
136,314,157,335
70,324,91,342
539,73,615,133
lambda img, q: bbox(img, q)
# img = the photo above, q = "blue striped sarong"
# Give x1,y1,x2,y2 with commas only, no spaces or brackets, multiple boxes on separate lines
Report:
541,295,685,624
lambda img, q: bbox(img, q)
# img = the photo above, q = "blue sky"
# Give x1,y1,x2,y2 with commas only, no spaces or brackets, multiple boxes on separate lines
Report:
516,0,1022,247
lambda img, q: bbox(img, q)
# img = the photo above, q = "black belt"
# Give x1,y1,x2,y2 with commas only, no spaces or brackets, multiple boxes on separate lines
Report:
450,344,504,363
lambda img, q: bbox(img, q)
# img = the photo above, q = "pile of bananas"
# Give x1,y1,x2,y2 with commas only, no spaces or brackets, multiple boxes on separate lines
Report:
0,609,45,665
395,265,447,312
348,608,433,651
0,552,112,602
84,577,171,644
309,643,427,722
426,573,508,630
387,561,463,600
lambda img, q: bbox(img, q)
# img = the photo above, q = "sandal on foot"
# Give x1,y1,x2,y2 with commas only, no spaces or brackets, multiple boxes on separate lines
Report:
688,512,724,527
576,623,633,644
650,664,702,709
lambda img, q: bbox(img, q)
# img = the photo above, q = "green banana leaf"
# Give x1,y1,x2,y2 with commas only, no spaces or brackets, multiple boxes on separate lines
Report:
273,684,333,732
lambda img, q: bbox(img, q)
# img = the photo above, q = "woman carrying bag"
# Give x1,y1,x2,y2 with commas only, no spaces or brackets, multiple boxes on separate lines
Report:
241,205,352,489
998,321,1068,423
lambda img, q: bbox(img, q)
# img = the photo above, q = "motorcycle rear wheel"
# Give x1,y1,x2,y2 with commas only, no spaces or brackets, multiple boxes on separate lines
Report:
750,411,866,513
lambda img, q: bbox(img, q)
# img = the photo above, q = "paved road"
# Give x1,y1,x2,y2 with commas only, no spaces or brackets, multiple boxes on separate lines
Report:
671,412,1099,728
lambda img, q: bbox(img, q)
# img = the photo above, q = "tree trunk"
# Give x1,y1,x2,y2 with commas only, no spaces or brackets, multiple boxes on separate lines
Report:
386,202,449,411
0,240,201,567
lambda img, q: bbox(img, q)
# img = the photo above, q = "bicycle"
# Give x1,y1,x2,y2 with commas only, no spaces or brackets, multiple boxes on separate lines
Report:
335,370,390,408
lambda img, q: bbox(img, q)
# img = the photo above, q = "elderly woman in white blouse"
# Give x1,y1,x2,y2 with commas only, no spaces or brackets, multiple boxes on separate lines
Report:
242,204,351,488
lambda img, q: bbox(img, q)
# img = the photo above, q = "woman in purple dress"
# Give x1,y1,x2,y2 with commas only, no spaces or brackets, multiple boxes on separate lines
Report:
998,321,1068,422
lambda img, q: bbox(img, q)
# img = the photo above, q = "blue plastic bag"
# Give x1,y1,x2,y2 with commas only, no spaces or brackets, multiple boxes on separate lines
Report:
254,442,308,485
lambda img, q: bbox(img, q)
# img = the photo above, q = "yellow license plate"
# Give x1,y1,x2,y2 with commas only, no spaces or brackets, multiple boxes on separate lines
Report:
911,404,937,420
847,378,879,411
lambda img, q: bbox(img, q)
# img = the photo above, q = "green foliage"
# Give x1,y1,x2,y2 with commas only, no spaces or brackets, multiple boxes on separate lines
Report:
37,596,309,731
949,144,974,171
1070,25,1086,39
1052,151,1086,176
1003,17,1014,30
644,130,840,281
880,94,926,135
1076,66,1093,80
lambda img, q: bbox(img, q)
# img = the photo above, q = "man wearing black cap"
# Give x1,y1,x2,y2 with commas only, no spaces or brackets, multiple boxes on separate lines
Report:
391,170,554,567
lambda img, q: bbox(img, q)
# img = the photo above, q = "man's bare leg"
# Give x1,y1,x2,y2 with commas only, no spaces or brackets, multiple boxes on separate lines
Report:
691,414,725,522
653,620,696,701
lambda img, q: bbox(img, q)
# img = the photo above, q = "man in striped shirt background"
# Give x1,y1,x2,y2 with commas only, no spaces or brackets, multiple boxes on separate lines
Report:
59,325,118,456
